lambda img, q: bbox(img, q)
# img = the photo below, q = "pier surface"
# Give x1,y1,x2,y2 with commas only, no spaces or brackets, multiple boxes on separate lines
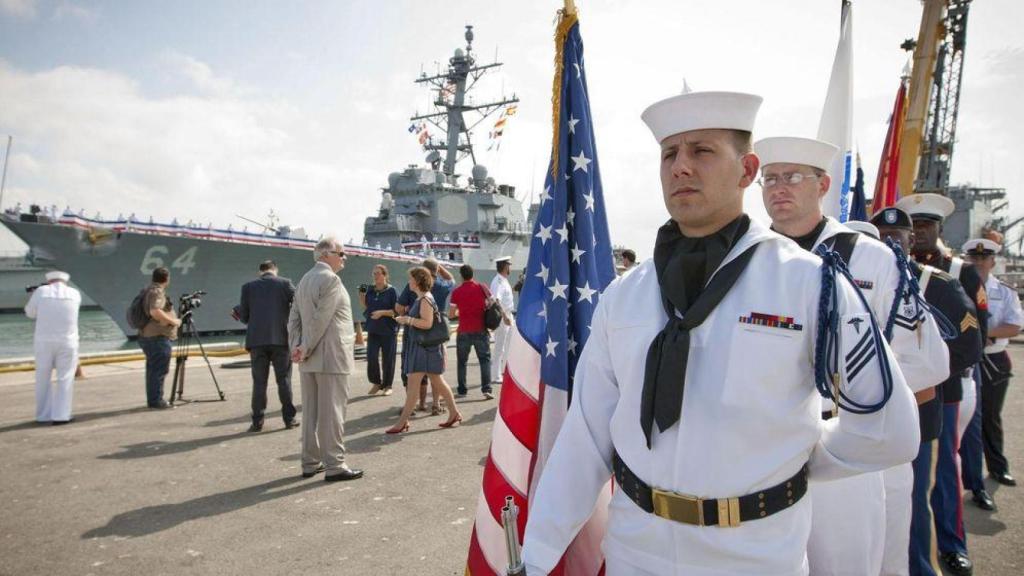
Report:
0,346,1021,575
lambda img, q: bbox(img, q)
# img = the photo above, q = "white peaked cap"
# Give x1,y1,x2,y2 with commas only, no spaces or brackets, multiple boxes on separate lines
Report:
962,238,1000,254
754,137,839,172
895,193,955,221
844,220,880,240
494,256,512,263
641,91,763,143
45,270,70,282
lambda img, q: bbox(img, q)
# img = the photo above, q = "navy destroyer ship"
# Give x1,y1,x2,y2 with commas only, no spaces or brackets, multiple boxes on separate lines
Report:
1,26,531,337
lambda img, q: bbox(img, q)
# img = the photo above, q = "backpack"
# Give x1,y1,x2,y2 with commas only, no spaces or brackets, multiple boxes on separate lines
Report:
482,283,504,331
126,288,151,330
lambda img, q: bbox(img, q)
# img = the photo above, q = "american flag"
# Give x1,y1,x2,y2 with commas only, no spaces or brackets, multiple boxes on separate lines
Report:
464,8,616,576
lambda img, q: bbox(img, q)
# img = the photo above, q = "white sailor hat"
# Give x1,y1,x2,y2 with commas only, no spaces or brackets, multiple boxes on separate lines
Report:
894,193,954,222
844,220,880,240
641,91,762,143
962,238,1000,256
494,256,512,264
753,137,838,172
45,270,70,282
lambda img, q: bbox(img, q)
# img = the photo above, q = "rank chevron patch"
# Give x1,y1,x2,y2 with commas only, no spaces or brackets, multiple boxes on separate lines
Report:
961,312,980,333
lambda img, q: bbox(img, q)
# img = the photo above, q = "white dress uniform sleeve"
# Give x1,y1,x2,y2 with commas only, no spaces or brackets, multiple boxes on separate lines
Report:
522,295,618,576
1003,285,1024,327
883,261,950,392
809,275,921,482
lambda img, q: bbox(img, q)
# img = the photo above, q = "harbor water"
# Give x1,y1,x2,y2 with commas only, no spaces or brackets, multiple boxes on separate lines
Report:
0,310,243,359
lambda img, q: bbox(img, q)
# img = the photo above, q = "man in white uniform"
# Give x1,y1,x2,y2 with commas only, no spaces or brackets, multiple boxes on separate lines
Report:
522,91,920,576
25,271,81,424
963,237,1023,487
489,256,515,386
755,136,949,576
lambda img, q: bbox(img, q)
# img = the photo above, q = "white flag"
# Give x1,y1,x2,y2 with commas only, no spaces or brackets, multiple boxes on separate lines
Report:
817,0,854,222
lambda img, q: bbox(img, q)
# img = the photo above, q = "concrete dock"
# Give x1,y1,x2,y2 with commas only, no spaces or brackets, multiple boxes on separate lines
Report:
0,346,1021,575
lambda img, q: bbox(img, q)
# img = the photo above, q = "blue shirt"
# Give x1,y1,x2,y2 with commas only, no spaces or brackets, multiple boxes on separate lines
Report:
363,285,398,336
399,277,455,313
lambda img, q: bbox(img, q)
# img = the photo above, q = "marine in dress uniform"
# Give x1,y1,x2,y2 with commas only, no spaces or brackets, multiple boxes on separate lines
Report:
755,137,948,576
875,208,983,576
24,271,81,424
962,238,1023,487
521,91,920,576
897,193,987,576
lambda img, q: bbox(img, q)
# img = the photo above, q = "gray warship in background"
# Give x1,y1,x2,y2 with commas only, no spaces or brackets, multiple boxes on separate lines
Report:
0,25,533,337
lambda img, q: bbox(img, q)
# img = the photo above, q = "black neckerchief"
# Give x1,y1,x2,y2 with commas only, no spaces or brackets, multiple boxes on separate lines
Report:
641,214,756,448
777,217,828,252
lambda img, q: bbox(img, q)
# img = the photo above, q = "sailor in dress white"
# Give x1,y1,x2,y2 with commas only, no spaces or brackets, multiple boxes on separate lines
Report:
522,91,920,576
24,271,81,424
489,256,516,385
755,137,949,576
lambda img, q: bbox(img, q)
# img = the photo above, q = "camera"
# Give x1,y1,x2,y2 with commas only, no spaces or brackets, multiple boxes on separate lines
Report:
358,284,370,293
25,283,44,293
178,290,206,315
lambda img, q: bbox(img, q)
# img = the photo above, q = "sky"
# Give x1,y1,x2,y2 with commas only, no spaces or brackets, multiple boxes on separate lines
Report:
0,0,1021,259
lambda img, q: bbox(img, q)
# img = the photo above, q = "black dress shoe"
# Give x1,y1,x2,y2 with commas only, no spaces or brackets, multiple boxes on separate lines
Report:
284,419,300,430
991,472,1017,486
301,464,325,479
52,418,74,426
971,489,996,511
324,467,364,482
248,422,263,433
149,400,172,410
939,551,973,576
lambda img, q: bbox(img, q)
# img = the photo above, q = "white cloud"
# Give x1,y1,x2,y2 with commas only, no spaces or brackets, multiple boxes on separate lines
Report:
0,0,37,19
0,58,380,244
52,1,97,23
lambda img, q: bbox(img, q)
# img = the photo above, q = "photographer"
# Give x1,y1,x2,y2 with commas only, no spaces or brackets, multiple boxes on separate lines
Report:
138,267,180,409
360,265,398,396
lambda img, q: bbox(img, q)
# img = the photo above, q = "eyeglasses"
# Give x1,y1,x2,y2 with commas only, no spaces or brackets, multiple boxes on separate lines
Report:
329,251,346,258
758,172,820,189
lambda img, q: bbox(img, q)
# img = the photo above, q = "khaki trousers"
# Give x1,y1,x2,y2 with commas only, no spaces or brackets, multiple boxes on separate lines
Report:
300,372,350,475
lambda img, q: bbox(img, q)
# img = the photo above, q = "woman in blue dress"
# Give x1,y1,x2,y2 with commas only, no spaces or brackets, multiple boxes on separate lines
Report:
387,266,463,433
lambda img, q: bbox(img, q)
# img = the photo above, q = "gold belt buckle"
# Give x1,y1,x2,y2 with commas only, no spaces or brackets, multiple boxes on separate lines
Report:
716,497,742,527
651,488,704,525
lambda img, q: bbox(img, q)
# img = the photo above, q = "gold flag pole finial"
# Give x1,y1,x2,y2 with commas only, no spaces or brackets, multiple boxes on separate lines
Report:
563,0,576,16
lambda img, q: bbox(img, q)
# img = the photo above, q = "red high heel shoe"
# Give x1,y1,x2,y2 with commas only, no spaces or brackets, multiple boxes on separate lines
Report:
385,423,410,434
438,414,463,429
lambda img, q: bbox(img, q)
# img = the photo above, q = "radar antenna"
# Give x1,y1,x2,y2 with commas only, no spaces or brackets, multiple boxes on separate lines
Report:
410,25,519,176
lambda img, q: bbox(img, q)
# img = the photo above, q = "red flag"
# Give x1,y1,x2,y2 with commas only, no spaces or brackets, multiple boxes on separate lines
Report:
871,74,909,214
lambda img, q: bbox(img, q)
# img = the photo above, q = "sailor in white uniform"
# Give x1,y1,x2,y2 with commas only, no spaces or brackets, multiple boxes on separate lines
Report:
489,256,515,385
963,237,1023,487
24,271,81,424
754,137,949,576
522,91,920,576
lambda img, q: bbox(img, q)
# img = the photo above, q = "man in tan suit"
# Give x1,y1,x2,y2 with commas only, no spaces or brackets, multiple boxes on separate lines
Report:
288,237,364,482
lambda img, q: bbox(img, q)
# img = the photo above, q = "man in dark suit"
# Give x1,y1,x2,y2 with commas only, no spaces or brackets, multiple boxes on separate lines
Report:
238,260,298,432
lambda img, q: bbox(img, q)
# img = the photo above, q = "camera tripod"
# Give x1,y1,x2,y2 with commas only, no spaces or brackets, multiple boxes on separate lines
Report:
169,309,226,404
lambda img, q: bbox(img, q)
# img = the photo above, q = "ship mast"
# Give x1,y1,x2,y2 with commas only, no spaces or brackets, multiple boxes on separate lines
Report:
410,26,519,177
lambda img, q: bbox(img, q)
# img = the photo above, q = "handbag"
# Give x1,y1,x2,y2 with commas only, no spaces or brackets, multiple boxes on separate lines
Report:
481,283,504,331
413,297,451,347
